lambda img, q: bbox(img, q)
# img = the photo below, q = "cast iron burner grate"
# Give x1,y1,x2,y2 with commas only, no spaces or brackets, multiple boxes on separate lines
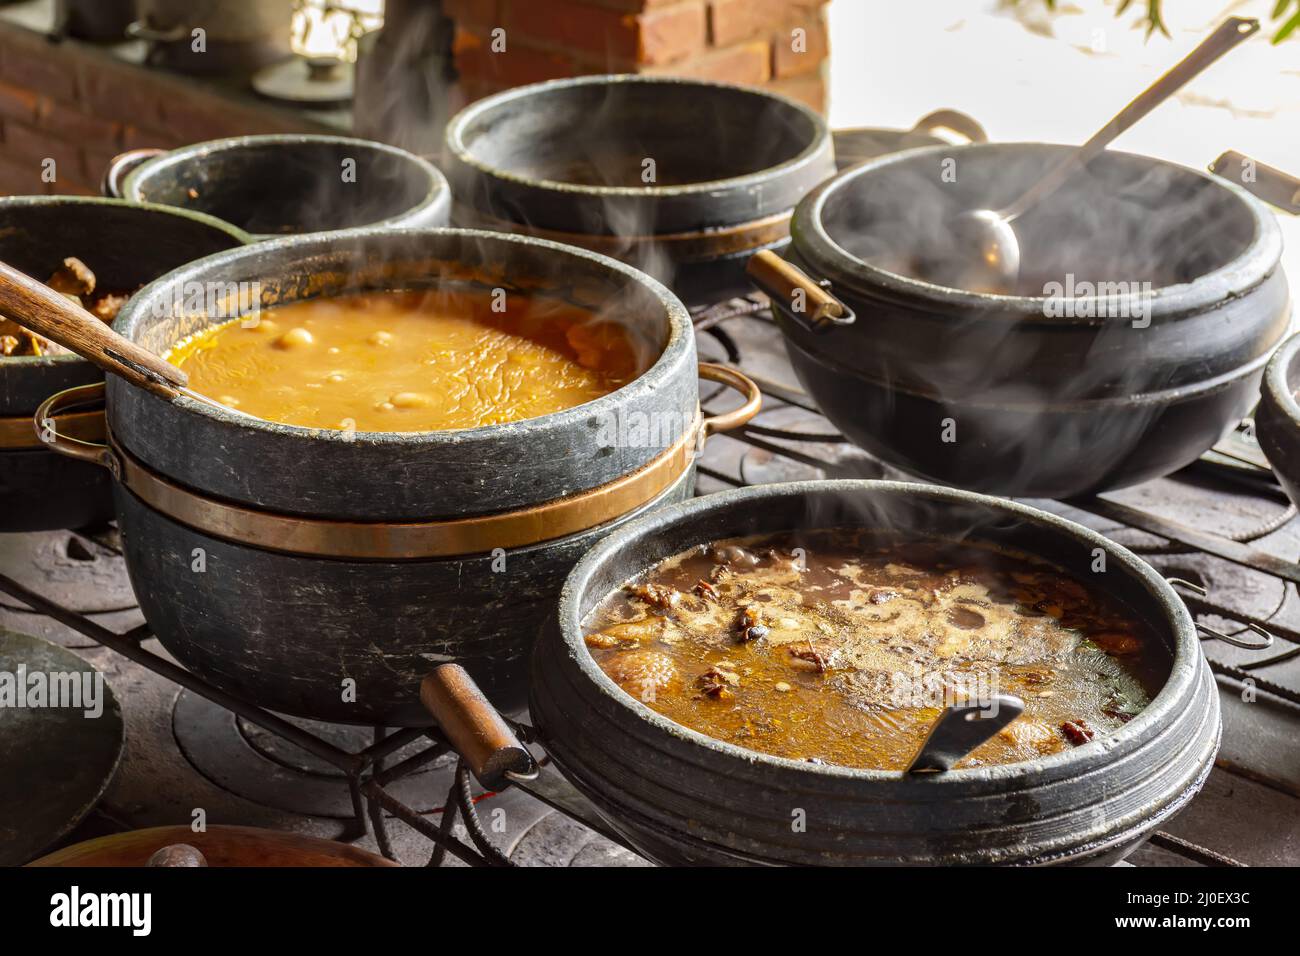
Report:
4,294,1298,868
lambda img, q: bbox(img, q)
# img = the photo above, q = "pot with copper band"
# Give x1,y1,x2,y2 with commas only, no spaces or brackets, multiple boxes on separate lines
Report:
443,76,836,308
31,228,759,722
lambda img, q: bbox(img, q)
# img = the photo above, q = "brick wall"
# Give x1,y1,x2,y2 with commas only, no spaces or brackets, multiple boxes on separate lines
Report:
446,0,830,112
0,23,332,198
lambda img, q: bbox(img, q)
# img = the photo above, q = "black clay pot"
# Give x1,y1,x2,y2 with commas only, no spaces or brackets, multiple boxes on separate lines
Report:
55,228,740,723
1256,332,1300,507
532,480,1220,866
444,75,836,307
758,144,1289,498
106,135,451,239
0,197,247,532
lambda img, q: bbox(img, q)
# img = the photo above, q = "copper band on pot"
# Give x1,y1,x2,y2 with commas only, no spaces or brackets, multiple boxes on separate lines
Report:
105,413,703,560
0,408,104,450
36,364,761,560
453,203,793,263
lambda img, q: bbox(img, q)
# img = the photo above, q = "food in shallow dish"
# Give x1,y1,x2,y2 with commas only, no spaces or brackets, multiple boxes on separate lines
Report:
584,530,1164,770
165,288,640,431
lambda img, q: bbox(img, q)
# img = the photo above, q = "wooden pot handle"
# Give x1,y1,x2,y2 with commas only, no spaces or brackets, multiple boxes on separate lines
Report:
746,249,855,333
0,260,186,400
420,664,537,790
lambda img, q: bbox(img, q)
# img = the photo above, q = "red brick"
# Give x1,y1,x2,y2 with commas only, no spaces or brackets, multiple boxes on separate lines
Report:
36,97,123,147
709,0,823,47
454,30,580,86
78,60,166,128
0,153,52,196
765,70,825,113
648,40,770,84
443,0,502,30
503,0,706,67
0,39,79,103
771,13,828,78
3,121,82,178
121,123,190,151
0,80,40,122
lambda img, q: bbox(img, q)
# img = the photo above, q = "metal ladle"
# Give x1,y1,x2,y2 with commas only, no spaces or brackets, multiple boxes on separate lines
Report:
943,16,1260,294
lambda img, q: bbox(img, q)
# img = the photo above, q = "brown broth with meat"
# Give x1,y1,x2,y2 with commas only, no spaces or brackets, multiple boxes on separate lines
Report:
583,532,1166,771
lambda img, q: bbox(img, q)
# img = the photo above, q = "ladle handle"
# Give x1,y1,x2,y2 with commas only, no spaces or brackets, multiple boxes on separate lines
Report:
0,260,186,399
905,695,1025,773
1002,16,1260,222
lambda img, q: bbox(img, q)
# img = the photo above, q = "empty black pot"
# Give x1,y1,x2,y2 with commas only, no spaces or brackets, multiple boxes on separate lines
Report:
105,134,451,239
750,144,1289,498
444,75,836,306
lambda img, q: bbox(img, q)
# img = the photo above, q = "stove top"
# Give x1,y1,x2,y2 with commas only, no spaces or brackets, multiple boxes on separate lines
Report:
5,299,1298,867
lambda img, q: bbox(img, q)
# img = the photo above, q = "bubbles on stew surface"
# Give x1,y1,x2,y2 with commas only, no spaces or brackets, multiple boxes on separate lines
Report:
583,531,1168,771
165,288,643,432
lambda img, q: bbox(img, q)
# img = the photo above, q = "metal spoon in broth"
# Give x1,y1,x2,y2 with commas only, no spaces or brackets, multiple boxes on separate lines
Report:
935,17,1259,295
0,259,256,418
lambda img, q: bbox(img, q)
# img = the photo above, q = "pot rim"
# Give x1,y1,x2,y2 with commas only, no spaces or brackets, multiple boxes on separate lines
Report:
794,142,1283,321
444,74,831,201
0,195,252,371
1262,331,1300,432
112,226,694,446
121,133,450,235
553,478,1200,785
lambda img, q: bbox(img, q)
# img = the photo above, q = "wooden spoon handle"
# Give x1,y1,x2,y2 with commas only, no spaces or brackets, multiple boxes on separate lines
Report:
0,259,186,398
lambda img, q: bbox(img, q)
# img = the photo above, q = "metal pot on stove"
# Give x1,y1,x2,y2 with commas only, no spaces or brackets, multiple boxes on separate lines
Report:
103,134,451,239
443,75,837,308
24,228,759,724
426,480,1223,866
747,143,1290,499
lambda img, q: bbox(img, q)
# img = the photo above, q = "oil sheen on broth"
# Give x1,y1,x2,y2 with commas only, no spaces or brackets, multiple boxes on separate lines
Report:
165,289,639,432
583,532,1165,770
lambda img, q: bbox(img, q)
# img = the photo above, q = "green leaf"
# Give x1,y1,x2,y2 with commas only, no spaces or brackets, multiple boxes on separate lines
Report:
1276,9,1300,42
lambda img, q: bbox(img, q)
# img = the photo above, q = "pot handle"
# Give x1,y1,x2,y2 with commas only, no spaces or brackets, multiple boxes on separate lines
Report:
1208,150,1300,216
420,665,538,791
746,250,855,333
910,108,988,146
1167,577,1275,650
34,382,118,474
101,148,166,199
698,362,762,436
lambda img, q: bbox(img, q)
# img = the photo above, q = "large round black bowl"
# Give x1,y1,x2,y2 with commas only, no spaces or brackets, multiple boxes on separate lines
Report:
532,480,1219,865
444,75,835,306
761,144,1289,498
109,134,451,239
0,197,248,532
